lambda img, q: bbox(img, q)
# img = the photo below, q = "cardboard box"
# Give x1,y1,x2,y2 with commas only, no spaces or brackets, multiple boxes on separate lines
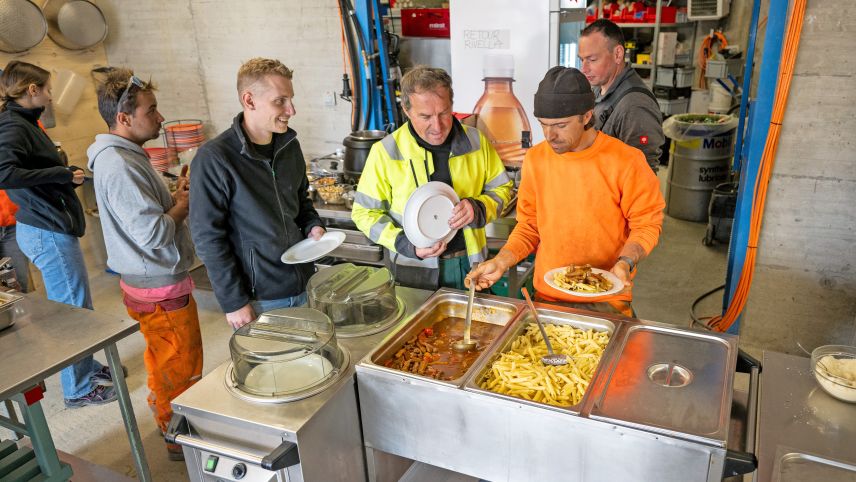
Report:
657,32,678,66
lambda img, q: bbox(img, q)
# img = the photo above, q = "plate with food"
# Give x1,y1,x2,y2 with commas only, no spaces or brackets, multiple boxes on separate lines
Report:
544,264,624,298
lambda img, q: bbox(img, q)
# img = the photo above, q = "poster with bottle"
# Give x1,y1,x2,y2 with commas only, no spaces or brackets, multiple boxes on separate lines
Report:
450,0,553,156
472,54,531,168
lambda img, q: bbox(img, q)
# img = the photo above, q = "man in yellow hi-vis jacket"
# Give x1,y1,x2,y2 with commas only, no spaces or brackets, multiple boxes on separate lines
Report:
352,67,514,290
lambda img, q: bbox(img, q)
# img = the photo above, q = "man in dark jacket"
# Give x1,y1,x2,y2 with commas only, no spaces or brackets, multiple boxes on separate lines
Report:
579,19,665,172
190,58,324,329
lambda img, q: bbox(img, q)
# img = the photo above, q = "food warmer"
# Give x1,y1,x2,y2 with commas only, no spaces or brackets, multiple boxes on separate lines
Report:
306,263,404,338
166,291,429,482
356,288,759,482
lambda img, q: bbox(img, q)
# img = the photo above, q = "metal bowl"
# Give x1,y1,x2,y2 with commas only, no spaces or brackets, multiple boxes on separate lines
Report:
811,344,856,403
0,0,47,53
43,0,108,50
0,291,23,331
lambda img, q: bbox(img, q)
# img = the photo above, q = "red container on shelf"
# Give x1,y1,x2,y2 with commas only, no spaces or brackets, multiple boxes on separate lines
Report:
401,8,450,38
644,6,678,23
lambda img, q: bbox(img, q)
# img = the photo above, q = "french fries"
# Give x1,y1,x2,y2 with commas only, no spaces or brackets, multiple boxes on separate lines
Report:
478,324,609,407
553,264,613,293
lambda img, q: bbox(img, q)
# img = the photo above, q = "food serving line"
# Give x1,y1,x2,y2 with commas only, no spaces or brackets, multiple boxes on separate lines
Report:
166,153,854,482
167,261,780,482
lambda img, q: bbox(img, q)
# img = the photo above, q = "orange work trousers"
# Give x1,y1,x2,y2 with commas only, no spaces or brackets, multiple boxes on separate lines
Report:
124,294,203,433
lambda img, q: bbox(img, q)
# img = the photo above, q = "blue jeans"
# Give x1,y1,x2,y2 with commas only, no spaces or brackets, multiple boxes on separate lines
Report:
16,223,102,399
0,224,30,292
250,292,308,315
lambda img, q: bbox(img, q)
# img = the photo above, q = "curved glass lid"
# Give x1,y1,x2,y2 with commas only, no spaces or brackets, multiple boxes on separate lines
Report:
307,263,395,304
229,308,337,365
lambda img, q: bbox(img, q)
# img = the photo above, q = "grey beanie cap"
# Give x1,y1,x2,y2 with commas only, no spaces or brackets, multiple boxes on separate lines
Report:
533,66,595,118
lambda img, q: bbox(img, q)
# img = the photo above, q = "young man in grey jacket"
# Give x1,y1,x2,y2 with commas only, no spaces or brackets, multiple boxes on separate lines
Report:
87,69,202,461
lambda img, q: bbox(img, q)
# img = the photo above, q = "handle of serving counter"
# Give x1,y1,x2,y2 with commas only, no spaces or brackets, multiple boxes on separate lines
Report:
165,414,300,471
722,349,760,478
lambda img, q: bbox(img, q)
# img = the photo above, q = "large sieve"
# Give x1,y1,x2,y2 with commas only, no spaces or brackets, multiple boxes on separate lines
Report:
0,0,47,53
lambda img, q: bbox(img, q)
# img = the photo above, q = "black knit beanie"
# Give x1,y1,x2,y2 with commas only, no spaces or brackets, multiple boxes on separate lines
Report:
533,66,595,119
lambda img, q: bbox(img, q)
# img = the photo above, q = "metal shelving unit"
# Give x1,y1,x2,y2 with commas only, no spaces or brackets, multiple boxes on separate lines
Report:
595,0,697,88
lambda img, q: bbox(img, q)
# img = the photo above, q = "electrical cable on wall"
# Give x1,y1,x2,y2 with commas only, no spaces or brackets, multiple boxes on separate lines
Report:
706,0,808,333
697,30,728,89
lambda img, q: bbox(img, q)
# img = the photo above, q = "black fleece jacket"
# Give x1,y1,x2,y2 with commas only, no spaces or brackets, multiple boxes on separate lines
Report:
189,113,323,313
0,102,84,237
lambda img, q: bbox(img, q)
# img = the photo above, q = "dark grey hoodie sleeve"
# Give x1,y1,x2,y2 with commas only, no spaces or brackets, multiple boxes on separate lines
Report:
612,93,665,172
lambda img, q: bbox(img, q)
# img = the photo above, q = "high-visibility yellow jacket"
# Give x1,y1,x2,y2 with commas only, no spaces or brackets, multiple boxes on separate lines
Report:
352,123,513,272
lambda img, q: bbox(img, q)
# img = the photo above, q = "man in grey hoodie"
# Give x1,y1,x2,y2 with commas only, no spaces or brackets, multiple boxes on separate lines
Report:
87,68,202,462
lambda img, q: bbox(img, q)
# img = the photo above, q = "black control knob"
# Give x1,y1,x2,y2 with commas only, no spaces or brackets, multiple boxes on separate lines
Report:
231,463,247,479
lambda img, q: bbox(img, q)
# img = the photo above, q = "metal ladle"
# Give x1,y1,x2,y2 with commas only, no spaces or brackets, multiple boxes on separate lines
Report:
453,275,478,352
521,287,569,366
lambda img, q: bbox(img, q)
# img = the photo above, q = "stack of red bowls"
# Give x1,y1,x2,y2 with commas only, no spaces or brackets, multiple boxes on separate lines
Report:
144,147,173,172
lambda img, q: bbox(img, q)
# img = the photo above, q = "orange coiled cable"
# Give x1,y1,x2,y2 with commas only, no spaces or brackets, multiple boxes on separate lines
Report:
698,30,728,89
708,0,807,333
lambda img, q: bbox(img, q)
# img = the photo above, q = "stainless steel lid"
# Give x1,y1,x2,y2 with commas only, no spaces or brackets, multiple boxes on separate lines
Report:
588,322,738,446
227,308,348,402
307,263,403,338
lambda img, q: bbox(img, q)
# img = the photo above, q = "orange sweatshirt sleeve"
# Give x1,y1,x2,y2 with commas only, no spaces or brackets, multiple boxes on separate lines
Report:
502,149,540,263
620,149,665,254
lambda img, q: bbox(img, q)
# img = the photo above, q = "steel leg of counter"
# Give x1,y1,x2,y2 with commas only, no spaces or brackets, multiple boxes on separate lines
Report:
104,343,151,482
12,390,73,480
365,447,413,482
2,399,23,440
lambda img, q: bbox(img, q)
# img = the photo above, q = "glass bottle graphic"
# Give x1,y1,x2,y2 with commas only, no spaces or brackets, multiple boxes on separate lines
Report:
473,54,531,169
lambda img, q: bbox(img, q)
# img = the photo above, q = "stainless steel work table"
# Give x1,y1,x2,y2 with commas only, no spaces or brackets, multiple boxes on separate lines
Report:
756,351,856,481
0,294,150,481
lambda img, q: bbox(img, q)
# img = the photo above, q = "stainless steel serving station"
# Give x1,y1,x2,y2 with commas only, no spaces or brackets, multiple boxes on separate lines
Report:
0,293,148,481
755,351,856,481
356,288,759,482
168,287,433,482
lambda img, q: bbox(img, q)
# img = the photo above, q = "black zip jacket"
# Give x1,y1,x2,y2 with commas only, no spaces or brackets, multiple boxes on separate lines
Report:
0,102,84,236
189,113,323,313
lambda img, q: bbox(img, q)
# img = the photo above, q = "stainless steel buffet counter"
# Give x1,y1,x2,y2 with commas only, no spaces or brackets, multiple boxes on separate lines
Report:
756,351,856,481
356,289,753,482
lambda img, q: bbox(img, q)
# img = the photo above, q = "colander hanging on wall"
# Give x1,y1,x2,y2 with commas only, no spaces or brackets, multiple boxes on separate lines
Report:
43,0,108,50
0,0,47,53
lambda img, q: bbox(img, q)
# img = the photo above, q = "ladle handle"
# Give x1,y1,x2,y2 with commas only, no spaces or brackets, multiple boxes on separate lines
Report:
521,287,556,356
463,279,476,344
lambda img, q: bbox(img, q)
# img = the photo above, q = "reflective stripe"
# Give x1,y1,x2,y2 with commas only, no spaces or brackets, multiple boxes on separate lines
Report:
389,211,403,225
380,135,404,160
468,246,488,265
484,191,504,218
392,249,439,268
464,127,481,150
368,217,393,243
485,171,511,190
354,191,389,211
451,126,483,156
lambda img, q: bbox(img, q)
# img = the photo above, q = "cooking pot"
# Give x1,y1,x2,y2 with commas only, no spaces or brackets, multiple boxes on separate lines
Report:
343,130,386,178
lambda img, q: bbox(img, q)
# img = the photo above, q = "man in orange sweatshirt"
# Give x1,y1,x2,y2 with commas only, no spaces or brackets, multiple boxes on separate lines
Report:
468,67,664,317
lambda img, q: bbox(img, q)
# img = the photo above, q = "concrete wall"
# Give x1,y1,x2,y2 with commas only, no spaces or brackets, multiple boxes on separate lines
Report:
740,0,856,353
100,0,353,159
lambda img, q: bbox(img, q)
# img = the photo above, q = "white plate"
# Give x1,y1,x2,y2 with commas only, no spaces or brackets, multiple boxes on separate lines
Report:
280,231,347,264
543,266,625,298
403,181,460,249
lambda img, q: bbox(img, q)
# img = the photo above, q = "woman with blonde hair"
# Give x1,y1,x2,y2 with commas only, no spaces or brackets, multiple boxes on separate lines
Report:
0,61,117,407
